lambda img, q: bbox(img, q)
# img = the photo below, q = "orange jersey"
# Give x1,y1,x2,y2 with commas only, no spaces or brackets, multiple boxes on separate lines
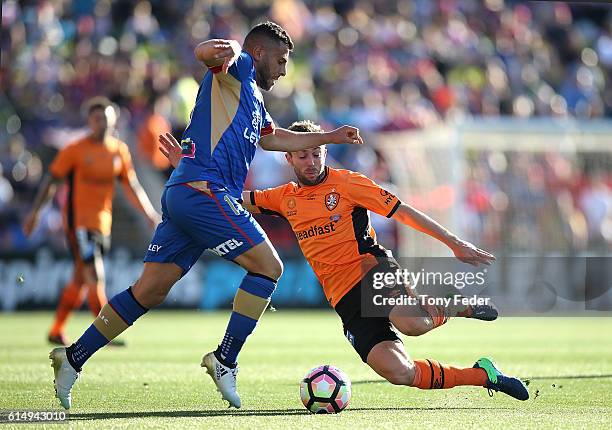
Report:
49,136,136,236
251,167,400,307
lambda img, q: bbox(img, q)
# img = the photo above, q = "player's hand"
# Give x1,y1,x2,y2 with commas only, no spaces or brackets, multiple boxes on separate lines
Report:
450,239,496,267
158,133,182,168
326,125,364,145
22,211,39,237
213,40,241,74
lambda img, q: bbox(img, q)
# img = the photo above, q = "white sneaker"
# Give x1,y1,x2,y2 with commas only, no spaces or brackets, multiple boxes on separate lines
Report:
49,347,79,409
201,352,241,408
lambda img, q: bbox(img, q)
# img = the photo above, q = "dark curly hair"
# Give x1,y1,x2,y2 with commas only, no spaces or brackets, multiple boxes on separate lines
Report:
244,21,294,51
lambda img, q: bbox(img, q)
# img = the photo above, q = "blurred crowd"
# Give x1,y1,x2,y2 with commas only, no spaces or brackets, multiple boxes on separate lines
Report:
463,151,612,253
1,0,611,255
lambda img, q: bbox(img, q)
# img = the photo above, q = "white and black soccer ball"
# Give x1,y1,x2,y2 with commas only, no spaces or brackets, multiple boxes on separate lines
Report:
299,365,351,414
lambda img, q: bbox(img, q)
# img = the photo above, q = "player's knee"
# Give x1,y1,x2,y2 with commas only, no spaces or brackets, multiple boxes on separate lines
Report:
409,316,433,336
131,263,181,308
394,317,433,337
236,241,284,281
271,257,283,280
138,289,166,308
132,277,171,308
259,256,283,281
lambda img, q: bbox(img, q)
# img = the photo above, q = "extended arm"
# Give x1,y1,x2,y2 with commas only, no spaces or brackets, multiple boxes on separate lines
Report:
158,130,359,169
392,202,495,266
120,175,161,227
259,126,363,152
22,174,61,236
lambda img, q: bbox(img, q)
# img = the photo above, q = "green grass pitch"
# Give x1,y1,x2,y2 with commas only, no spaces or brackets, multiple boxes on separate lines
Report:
1,311,611,429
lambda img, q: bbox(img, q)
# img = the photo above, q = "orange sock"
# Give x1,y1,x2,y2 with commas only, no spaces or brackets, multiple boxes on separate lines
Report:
411,359,488,389
86,282,107,316
50,281,85,336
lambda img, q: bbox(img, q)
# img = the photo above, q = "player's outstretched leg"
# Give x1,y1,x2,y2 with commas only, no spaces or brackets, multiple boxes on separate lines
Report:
201,240,282,408
49,262,182,409
410,282,498,322
389,297,498,340
366,341,528,400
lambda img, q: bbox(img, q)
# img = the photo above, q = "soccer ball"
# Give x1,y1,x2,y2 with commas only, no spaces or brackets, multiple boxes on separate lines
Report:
299,365,351,414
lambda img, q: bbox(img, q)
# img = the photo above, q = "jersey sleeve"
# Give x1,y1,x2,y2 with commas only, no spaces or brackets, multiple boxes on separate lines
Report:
261,106,275,137
345,171,401,218
208,51,253,83
49,144,78,179
118,142,137,182
250,184,289,217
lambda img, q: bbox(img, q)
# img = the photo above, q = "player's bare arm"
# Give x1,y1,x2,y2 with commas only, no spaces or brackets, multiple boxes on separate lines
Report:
120,174,161,227
391,202,495,267
158,122,363,161
240,191,261,214
194,39,241,73
22,174,62,236
259,126,363,152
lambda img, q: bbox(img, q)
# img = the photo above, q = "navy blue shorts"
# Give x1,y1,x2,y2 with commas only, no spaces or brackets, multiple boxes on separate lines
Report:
144,184,267,275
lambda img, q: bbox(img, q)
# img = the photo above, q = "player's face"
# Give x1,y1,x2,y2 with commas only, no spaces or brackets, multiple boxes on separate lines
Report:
286,146,327,186
88,106,116,139
255,43,289,91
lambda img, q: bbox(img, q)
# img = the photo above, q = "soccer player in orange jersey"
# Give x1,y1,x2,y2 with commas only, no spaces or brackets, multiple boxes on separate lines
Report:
23,97,161,346
159,121,529,400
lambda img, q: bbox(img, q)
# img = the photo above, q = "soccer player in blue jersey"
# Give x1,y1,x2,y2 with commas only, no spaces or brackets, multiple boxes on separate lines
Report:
49,21,363,410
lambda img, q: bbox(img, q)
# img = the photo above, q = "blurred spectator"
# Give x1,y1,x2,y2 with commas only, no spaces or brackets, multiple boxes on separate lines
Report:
462,150,612,253
4,1,612,141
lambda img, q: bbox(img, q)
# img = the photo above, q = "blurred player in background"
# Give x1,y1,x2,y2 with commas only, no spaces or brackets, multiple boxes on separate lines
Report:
23,97,160,346
47,22,363,410
160,121,528,401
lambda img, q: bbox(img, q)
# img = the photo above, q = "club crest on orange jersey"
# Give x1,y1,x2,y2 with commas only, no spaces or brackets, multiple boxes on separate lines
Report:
286,197,297,216
325,192,340,211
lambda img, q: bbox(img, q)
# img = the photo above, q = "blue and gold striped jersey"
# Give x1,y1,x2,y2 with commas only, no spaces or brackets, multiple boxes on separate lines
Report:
166,51,275,198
